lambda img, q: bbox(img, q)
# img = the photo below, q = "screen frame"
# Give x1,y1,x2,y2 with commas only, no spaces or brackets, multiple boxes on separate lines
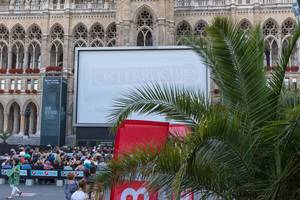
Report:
73,46,209,127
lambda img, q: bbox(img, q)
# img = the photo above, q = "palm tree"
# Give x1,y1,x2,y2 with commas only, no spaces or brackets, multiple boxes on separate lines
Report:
0,130,11,144
95,17,300,200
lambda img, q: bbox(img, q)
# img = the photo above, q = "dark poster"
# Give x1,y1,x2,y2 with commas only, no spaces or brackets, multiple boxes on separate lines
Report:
40,77,67,146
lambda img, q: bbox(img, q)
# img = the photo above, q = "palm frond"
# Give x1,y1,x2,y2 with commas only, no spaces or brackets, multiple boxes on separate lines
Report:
107,83,209,129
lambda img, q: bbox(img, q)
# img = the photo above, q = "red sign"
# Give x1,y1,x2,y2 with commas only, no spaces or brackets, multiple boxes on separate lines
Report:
111,181,158,200
111,120,191,200
113,120,170,157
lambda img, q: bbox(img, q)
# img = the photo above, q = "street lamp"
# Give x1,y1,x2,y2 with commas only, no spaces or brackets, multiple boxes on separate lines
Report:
293,0,300,20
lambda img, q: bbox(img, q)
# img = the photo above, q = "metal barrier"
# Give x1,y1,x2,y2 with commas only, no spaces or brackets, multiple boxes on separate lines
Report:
0,169,85,179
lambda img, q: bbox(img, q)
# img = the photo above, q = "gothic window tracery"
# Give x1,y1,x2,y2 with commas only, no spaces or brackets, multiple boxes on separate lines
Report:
74,23,88,41
28,41,41,68
0,42,8,68
136,9,153,46
263,19,279,38
239,19,252,32
264,37,278,67
90,23,105,46
106,23,116,46
50,24,64,42
281,19,296,38
28,25,42,42
194,20,207,37
0,25,9,42
11,25,25,42
50,24,64,67
176,21,191,44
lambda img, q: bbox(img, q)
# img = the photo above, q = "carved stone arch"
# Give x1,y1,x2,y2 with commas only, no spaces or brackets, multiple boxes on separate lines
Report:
133,5,157,25
281,18,296,38
11,24,26,42
73,23,88,41
90,39,104,47
262,18,279,38
23,101,38,135
11,41,25,68
50,39,64,66
282,35,298,66
5,99,21,114
0,24,9,42
21,98,40,115
264,35,279,67
194,20,208,37
6,101,21,134
89,22,105,44
239,18,252,32
176,20,192,43
27,24,42,42
106,22,116,46
50,23,64,42
73,39,88,49
135,7,154,46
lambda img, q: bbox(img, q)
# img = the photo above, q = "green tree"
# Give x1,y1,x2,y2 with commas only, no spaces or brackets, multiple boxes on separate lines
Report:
95,17,300,199
0,130,11,144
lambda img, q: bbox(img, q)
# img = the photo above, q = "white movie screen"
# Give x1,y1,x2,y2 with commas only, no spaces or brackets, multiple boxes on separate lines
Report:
75,47,208,126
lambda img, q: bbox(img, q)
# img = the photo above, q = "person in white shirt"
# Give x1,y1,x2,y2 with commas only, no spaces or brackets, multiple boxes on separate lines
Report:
71,179,89,200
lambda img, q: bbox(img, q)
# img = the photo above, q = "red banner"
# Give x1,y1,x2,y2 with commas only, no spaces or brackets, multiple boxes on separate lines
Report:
113,120,170,157
111,120,190,200
111,181,158,200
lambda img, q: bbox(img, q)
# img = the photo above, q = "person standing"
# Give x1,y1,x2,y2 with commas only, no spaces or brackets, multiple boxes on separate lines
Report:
64,173,78,200
7,158,22,199
71,179,89,200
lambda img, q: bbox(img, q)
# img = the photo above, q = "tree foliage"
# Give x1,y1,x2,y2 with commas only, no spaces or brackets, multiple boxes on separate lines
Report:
95,17,300,200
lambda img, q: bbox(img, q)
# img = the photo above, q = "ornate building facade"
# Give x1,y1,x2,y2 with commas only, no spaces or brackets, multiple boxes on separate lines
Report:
0,0,297,145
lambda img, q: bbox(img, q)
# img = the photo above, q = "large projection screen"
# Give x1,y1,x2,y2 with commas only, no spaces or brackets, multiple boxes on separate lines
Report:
74,46,209,127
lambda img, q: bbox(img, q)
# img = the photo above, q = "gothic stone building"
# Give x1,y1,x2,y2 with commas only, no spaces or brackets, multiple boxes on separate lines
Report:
0,0,297,145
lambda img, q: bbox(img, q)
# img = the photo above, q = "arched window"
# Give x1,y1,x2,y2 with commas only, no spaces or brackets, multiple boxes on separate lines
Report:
73,23,88,41
89,23,105,47
28,41,41,68
0,25,8,68
50,24,64,67
264,37,278,67
263,19,279,38
282,38,298,67
28,25,42,42
194,20,207,37
28,25,42,69
24,102,37,135
106,23,116,47
11,25,25,68
0,42,8,68
0,25,9,42
137,28,152,46
176,21,192,44
11,25,25,42
74,40,87,48
281,18,296,38
263,19,279,68
50,24,64,41
50,41,63,67
136,9,153,46
8,102,20,134
11,42,24,68
239,19,252,32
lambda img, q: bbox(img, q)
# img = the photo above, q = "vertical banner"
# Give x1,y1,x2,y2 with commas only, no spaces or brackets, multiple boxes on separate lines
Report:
40,77,67,146
111,120,170,200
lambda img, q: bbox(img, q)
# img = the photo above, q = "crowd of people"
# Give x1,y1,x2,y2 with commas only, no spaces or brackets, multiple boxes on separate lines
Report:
0,145,114,172
0,145,114,199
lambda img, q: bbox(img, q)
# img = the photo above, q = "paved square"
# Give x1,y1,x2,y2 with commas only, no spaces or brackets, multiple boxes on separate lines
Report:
0,184,65,200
